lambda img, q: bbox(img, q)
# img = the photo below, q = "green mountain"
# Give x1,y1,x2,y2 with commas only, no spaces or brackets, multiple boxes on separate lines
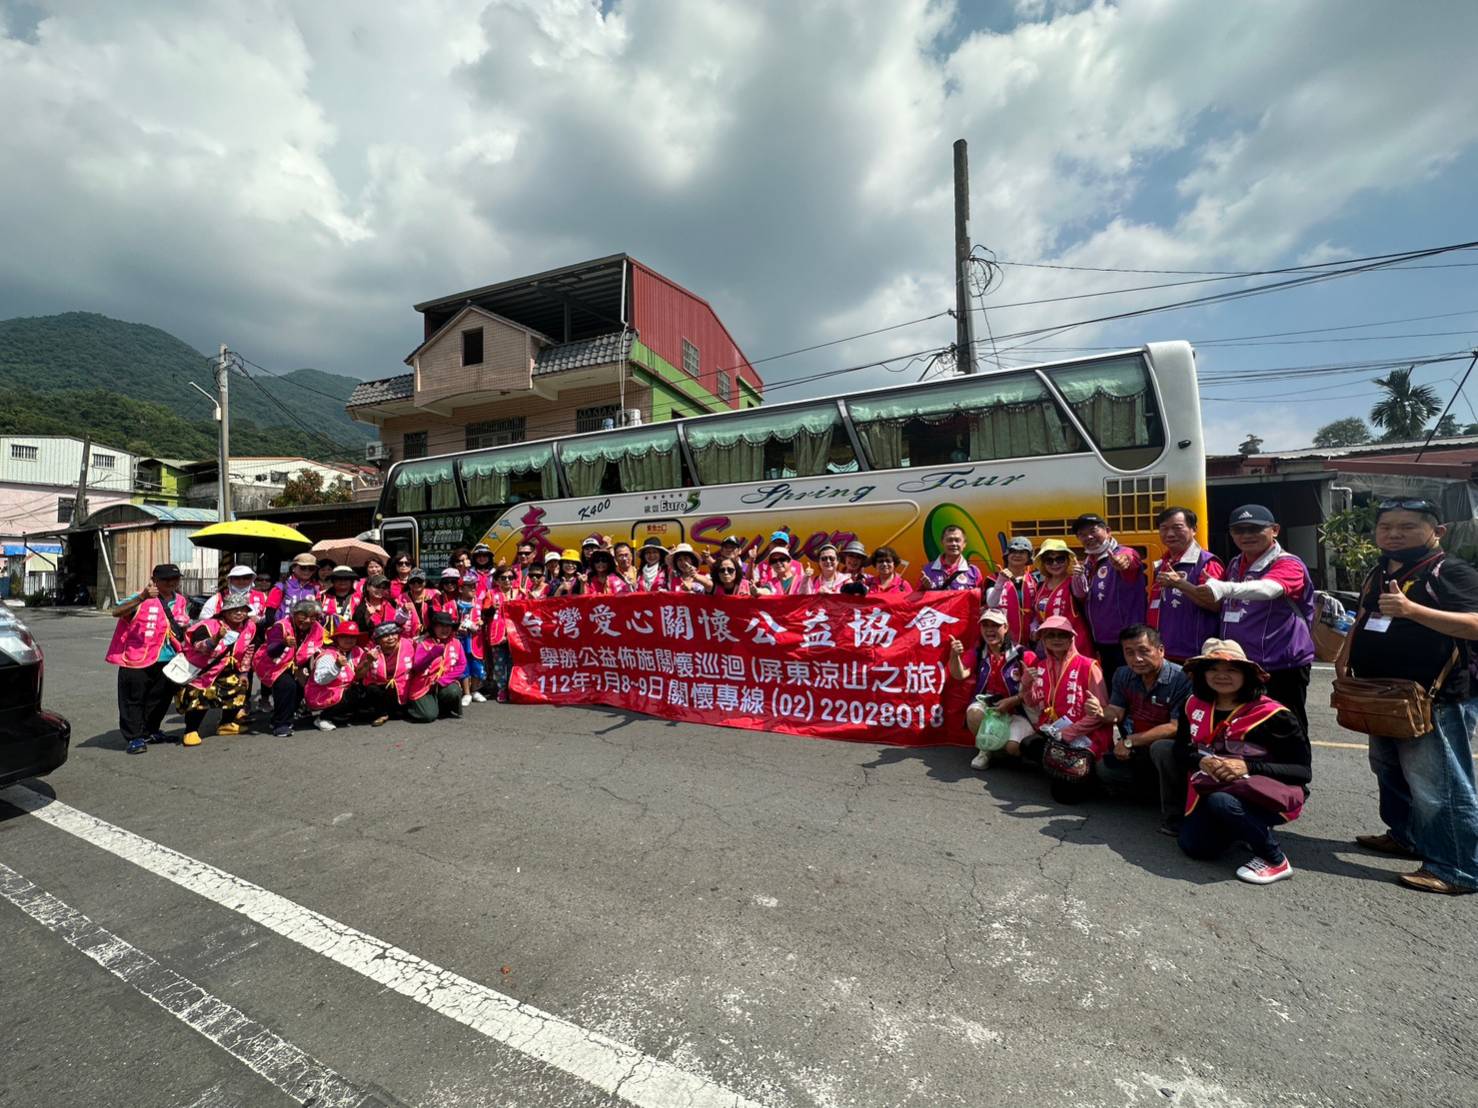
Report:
0,311,374,460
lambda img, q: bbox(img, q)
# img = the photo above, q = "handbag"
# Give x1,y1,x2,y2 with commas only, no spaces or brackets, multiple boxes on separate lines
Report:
1041,735,1094,780
1330,586,1459,739
162,652,201,685
1190,771,1305,818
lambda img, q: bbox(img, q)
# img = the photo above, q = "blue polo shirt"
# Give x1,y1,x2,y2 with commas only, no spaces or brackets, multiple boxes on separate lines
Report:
1109,660,1191,737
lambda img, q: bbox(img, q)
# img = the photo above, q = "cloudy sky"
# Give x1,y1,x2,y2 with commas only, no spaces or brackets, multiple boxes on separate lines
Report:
2,0,1477,452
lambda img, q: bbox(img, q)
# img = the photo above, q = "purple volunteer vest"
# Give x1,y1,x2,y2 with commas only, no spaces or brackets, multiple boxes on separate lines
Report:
1220,550,1315,670
1082,546,1147,645
1155,548,1220,661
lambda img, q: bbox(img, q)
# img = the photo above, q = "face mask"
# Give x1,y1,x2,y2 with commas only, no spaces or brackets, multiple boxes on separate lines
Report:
1386,543,1436,565
1084,538,1110,557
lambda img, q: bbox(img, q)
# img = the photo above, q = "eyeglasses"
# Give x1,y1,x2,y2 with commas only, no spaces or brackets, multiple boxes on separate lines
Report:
874,558,894,565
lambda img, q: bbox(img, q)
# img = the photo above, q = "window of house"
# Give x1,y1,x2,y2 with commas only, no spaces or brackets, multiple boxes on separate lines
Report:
560,425,689,497
403,431,428,459
846,371,1086,470
716,373,732,403
575,404,622,434
57,497,74,523
682,338,700,376
462,328,484,366
269,470,290,484
10,444,38,461
93,453,115,469
686,402,858,485
466,418,525,451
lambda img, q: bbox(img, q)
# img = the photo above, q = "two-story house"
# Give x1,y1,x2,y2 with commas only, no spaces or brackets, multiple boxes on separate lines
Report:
346,255,763,463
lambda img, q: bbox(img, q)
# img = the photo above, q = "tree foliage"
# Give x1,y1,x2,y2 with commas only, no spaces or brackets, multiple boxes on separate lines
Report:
1430,413,1461,439
272,469,353,507
1312,417,1371,448
1369,367,1440,441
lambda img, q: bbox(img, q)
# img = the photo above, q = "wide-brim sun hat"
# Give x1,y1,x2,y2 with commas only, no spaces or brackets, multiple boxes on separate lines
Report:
291,552,317,569
1183,637,1270,682
430,610,457,627
841,539,868,559
667,543,699,568
226,565,255,579
219,591,253,613
639,537,669,555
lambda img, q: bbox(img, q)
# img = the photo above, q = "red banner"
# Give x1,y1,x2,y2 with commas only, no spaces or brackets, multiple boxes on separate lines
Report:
504,591,979,746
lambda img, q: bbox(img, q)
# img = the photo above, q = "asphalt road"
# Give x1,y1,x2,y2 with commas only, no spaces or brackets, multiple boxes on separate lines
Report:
2,609,1475,1108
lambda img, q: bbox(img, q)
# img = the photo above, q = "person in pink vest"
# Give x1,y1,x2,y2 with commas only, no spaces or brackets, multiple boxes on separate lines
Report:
252,599,324,737
107,562,192,755
583,548,630,595
319,565,359,632
177,591,258,747
405,610,467,722
986,536,1039,646
633,538,670,592
483,566,517,702
869,546,913,596
1021,613,1111,802
306,622,370,730
360,622,416,725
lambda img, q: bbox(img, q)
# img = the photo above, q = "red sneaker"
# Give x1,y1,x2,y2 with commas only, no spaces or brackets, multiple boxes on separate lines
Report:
1236,856,1293,885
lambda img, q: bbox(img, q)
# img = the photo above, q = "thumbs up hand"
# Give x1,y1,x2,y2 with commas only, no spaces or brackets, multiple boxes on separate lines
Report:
1377,579,1415,620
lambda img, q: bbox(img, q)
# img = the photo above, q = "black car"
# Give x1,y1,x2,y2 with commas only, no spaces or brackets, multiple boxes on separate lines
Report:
0,608,70,787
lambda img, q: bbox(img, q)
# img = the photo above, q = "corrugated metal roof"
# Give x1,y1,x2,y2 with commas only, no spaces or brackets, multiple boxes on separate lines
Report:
534,331,632,375
416,255,628,344
131,504,219,523
347,373,414,407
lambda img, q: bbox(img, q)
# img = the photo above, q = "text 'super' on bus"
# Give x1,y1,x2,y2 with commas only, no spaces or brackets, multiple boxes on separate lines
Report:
373,341,1206,573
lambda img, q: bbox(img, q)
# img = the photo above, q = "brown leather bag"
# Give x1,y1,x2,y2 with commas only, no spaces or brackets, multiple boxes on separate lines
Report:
1330,604,1458,739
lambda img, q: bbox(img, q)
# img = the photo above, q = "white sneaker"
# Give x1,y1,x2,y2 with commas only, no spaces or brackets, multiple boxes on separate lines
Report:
460,693,473,707
1236,856,1293,885
970,751,991,770
471,691,488,703
315,718,336,731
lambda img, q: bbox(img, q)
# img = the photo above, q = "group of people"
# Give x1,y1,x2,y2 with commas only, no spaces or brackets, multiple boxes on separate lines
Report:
948,500,1478,895
104,499,1478,894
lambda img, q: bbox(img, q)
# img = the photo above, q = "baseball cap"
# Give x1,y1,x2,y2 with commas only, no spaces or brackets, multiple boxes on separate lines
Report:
1229,504,1277,527
291,552,317,568
226,565,255,578
1071,513,1108,533
980,608,1008,625
151,563,181,579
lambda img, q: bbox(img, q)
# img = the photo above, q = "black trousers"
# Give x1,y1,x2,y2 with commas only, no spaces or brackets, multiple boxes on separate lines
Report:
361,684,400,719
1265,665,1311,736
269,673,304,729
117,662,175,742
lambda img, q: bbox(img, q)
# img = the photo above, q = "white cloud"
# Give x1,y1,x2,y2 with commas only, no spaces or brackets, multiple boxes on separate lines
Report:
0,0,1476,402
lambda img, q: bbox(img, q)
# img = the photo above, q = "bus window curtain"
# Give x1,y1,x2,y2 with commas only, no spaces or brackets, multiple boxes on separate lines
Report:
430,479,458,510
853,420,904,469
464,469,508,506
462,446,558,505
618,444,681,492
968,401,1074,459
1047,357,1154,449
394,460,454,513
691,438,764,484
687,405,841,484
792,426,834,476
398,483,427,513
563,457,608,498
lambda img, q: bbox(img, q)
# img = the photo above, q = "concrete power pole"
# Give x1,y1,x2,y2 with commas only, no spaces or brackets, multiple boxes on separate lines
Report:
71,434,91,527
953,139,978,375
216,344,233,522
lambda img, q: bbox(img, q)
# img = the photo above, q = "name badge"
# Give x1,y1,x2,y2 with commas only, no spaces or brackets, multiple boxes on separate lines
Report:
1222,609,1245,624
1150,597,1161,610
1365,616,1393,633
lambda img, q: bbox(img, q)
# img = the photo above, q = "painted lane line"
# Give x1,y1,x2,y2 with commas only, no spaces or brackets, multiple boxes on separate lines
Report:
0,861,376,1108
0,787,768,1108
1312,738,1478,759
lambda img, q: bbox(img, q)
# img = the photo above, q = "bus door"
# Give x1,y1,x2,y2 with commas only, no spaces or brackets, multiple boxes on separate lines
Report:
380,518,419,566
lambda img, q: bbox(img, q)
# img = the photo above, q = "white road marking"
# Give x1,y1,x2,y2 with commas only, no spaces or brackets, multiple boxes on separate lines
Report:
0,786,769,1108
0,861,373,1108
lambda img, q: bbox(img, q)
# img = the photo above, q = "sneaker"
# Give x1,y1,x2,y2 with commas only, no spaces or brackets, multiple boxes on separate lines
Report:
315,718,336,731
1236,856,1293,885
271,725,293,737
969,751,990,770
148,730,169,744
460,693,473,707
1158,816,1184,838
215,721,243,736
125,738,148,755
182,731,202,747
471,691,488,703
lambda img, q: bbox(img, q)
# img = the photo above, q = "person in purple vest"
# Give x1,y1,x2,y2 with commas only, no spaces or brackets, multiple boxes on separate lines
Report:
1148,505,1225,663
1069,512,1147,683
918,524,983,591
1167,504,1315,734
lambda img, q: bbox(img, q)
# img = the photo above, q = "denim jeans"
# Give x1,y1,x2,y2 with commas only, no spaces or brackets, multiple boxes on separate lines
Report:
1369,698,1478,888
1178,789,1286,865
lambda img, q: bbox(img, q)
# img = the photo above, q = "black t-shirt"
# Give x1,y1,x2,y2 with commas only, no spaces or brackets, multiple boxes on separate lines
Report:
1347,554,1478,701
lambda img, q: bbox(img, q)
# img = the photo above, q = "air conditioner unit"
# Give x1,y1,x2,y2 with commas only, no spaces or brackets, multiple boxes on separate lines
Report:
622,408,643,427
365,441,391,462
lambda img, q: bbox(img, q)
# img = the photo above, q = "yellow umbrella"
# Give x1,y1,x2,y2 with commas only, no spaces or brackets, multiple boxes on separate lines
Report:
189,519,313,558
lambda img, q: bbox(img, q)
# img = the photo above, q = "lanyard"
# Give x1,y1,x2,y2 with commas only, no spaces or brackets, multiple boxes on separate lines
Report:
1040,655,1074,721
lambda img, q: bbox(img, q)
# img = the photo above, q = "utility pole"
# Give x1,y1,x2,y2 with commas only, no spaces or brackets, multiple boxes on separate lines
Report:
216,344,233,522
71,434,92,528
953,138,978,374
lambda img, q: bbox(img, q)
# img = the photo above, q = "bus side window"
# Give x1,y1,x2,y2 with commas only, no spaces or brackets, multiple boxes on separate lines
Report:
1045,355,1165,467
560,425,688,496
460,444,559,506
846,371,1085,469
686,403,857,484
392,460,459,513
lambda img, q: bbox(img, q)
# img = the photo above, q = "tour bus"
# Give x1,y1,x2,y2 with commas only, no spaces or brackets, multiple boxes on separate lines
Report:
373,341,1206,576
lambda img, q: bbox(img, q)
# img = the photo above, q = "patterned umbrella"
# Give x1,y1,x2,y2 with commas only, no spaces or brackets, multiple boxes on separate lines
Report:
310,537,390,568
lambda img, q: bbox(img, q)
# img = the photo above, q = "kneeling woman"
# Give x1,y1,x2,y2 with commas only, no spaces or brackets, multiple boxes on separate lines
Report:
405,611,468,722
252,599,324,737
306,622,371,730
1171,639,1310,885
177,591,258,747
1021,614,1111,801
360,622,415,725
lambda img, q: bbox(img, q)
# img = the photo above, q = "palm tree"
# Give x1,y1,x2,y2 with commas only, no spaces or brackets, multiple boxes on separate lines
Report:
1369,367,1440,441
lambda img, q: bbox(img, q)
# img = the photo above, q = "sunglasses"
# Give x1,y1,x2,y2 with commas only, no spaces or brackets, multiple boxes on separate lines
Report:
1041,554,1068,564
1377,498,1439,514
717,567,737,574
819,556,837,563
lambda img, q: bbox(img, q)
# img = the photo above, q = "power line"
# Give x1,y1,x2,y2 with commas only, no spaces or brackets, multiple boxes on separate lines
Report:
995,257,1478,276
714,310,952,375
232,360,365,460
